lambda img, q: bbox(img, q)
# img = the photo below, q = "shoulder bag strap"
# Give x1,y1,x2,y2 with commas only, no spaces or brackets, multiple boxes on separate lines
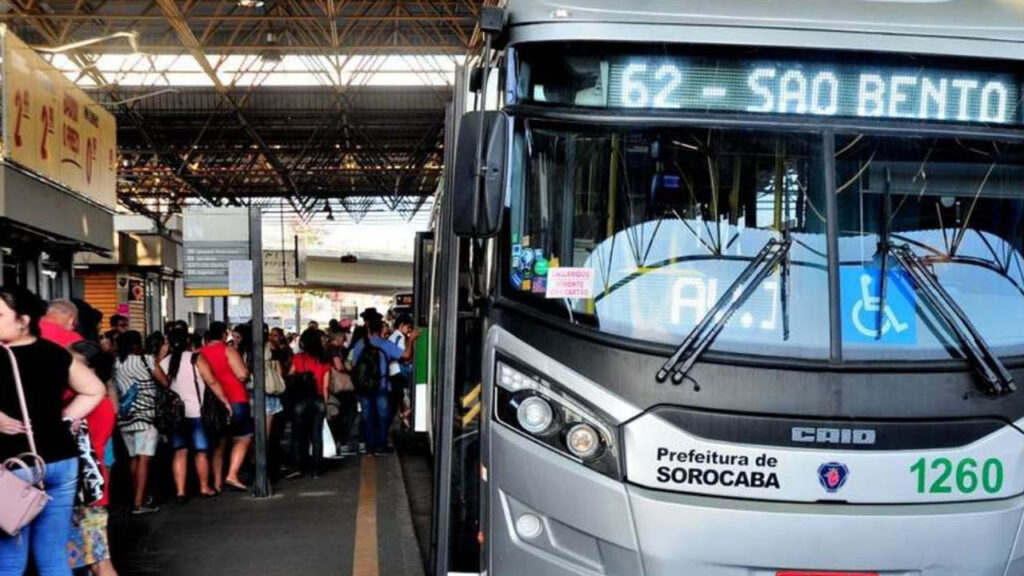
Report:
143,355,157,383
190,353,204,408
2,344,39,457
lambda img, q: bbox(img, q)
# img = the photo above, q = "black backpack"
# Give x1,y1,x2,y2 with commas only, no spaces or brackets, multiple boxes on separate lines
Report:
353,342,385,396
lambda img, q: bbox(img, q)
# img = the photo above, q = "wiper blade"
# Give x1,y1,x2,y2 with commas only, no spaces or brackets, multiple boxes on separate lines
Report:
657,238,792,385
888,244,1016,395
876,166,893,341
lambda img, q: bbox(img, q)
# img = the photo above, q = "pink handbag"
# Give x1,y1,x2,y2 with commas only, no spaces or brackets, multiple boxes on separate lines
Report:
0,344,51,536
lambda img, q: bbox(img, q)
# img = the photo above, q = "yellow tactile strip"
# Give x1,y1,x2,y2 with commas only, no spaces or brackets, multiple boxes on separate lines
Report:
352,456,379,576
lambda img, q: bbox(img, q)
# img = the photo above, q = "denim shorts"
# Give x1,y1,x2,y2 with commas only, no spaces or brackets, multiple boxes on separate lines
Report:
171,417,210,451
249,392,284,416
122,427,158,457
229,402,254,438
265,394,283,415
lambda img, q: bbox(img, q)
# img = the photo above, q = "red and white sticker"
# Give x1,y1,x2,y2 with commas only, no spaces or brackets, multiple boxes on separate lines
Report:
546,268,594,299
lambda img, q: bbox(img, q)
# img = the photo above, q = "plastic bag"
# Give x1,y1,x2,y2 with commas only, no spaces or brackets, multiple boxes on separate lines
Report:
322,418,338,459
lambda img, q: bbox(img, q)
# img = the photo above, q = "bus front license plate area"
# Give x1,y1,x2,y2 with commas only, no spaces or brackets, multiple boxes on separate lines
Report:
776,572,879,576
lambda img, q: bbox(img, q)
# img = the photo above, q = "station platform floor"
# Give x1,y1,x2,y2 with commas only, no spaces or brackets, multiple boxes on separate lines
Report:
107,448,429,576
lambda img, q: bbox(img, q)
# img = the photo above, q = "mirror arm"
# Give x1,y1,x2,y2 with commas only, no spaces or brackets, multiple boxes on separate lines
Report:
472,35,494,236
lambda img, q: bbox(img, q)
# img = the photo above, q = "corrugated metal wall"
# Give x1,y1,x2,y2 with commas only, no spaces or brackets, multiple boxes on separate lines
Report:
78,270,119,329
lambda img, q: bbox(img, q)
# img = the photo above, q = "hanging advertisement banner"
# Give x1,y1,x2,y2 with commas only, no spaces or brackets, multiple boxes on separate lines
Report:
0,26,118,210
262,236,307,287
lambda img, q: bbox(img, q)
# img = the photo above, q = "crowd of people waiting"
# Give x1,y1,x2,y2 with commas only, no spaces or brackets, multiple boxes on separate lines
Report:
0,284,419,576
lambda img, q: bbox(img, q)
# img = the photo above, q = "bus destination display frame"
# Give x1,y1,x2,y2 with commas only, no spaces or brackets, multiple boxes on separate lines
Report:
512,44,1024,126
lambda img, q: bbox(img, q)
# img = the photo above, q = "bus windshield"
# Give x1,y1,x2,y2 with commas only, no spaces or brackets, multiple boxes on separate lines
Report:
506,121,1024,362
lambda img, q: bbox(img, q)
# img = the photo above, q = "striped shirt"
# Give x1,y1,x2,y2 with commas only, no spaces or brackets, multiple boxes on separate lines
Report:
114,354,158,432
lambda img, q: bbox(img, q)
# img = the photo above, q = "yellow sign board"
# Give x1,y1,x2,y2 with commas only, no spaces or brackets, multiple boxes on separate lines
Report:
1,27,117,210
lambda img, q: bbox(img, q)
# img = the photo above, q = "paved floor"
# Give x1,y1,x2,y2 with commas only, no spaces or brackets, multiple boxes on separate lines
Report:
396,432,434,569
108,452,424,576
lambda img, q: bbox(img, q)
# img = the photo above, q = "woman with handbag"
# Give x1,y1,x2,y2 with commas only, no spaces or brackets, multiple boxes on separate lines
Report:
326,328,357,456
199,322,252,493
0,286,106,576
261,325,287,438
160,326,230,502
287,328,331,478
67,340,119,576
113,330,169,515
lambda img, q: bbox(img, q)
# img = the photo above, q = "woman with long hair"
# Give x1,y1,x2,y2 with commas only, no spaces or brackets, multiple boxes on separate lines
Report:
0,287,106,576
326,326,357,456
288,328,331,477
230,323,252,367
161,326,231,501
199,322,251,492
67,340,119,576
113,330,169,514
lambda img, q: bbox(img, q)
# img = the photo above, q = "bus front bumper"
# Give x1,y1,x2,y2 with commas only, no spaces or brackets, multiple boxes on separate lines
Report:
626,485,1024,576
489,424,1024,576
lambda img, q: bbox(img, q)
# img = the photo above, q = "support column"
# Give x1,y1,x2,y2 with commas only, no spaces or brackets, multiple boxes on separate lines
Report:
249,207,270,498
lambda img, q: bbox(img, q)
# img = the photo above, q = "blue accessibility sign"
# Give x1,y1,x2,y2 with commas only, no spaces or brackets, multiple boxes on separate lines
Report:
840,266,916,344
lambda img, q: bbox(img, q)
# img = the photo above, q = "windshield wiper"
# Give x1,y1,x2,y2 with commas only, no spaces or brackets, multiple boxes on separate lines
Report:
887,243,1016,395
657,238,793,385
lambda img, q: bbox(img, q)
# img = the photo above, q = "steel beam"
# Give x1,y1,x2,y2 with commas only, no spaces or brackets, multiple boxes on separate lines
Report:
156,0,309,214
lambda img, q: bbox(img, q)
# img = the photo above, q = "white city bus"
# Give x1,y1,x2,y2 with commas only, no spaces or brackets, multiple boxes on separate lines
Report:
423,2,1024,574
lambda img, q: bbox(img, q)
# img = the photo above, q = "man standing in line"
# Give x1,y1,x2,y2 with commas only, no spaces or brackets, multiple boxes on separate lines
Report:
40,300,83,348
350,314,419,455
109,313,129,334
387,314,415,431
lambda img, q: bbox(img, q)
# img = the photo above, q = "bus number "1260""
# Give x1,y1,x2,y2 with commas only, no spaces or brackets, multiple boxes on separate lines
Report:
910,457,1003,494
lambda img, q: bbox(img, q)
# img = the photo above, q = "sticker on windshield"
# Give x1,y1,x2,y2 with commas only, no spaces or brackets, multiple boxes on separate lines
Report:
534,257,549,277
840,266,916,344
521,248,535,268
547,268,595,299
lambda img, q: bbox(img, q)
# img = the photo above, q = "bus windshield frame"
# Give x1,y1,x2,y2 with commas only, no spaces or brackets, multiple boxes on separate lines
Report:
499,44,1024,367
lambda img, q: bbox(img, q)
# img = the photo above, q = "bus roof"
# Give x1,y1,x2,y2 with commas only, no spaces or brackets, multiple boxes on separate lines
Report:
506,0,1024,60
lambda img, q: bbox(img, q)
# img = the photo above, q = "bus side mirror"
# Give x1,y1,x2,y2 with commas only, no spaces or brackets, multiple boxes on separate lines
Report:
453,111,507,238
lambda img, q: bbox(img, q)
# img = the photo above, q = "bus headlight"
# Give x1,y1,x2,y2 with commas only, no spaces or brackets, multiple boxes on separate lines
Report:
565,423,601,460
494,360,621,479
516,396,555,435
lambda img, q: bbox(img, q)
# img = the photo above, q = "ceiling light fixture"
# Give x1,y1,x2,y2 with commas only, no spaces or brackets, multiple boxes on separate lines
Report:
92,88,180,107
237,0,265,7
32,30,140,54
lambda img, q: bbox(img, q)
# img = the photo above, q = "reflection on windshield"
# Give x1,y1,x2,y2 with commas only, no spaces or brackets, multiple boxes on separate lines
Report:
836,135,1024,360
511,124,831,358
510,124,1024,362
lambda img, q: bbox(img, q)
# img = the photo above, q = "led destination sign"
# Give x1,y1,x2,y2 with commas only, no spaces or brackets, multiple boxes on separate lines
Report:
605,57,1021,125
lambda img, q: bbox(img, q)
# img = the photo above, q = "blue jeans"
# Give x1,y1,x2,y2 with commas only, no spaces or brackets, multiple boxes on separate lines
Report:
289,395,325,473
228,402,254,437
171,417,210,451
359,392,391,453
0,457,79,576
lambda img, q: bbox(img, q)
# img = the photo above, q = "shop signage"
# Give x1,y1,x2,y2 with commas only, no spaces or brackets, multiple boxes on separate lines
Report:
1,27,118,209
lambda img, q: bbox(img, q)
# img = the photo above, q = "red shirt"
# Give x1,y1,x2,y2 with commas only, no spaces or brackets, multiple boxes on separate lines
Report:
39,319,82,348
200,342,248,404
60,391,115,507
45,320,113,505
85,399,115,507
293,353,331,396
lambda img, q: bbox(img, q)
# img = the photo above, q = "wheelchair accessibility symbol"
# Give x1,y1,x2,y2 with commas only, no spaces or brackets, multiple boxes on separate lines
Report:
840,267,916,344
